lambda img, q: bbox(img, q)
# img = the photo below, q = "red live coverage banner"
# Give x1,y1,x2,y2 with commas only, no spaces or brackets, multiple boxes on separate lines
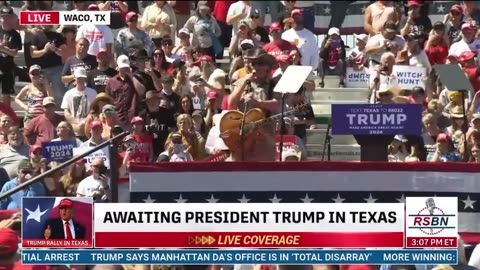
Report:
94,232,404,248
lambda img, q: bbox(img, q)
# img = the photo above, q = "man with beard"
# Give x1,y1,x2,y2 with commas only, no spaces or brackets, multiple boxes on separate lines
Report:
137,91,176,157
0,160,46,210
0,126,30,179
227,48,279,161
87,49,117,93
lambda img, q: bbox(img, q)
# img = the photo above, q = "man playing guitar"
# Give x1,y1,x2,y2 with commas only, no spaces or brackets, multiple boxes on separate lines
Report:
225,48,280,161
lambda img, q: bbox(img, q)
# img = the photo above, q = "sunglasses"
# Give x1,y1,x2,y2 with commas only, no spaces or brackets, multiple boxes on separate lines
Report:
154,52,163,57
103,109,116,114
162,41,173,46
252,62,267,67
20,169,32,174
30,71,41,76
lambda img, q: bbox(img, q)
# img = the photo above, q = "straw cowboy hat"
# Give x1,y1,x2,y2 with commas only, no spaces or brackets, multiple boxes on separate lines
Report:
395,50,410,64
450,105,465,119
243,48,277,67
376,83,402,99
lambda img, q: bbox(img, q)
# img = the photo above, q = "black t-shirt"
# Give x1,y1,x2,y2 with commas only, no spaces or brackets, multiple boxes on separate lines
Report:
31,30,65,68
400,16,432,47
87,67,117,93
138,107,176,155
0,27,21,71
61,54,98,85
448,21,464,44
108,0,126,29
163,91,181,113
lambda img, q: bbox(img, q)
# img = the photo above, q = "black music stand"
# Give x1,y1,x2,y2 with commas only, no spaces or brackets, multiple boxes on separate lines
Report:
273,65,313,160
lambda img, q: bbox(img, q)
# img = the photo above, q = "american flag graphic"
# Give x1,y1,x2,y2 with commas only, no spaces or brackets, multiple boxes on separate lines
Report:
264,1,458,34
129,162,480,245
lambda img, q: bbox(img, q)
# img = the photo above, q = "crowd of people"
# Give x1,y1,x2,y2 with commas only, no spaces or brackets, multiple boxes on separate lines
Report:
0,0,478,269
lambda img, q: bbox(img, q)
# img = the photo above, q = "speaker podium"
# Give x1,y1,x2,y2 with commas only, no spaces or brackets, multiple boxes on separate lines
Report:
354,135,394,161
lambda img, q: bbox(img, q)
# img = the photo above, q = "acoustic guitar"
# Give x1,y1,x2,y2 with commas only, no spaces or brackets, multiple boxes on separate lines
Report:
219,104,308,153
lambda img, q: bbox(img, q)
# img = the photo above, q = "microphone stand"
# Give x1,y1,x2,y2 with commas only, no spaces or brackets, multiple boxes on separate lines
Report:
278,93,287,161
321,120,332,161
239,80,252,162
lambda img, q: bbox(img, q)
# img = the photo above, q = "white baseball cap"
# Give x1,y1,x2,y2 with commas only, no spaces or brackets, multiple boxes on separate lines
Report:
74,67,87,78
328,27,340,36
281,147,301,161
354,33,369,43
117,55,130,69
178,28,190,36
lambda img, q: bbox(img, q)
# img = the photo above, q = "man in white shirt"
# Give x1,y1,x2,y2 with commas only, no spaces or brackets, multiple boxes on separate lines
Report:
290,1,315,32
281,9,319,72
448,22,480,61
365,20,406,66
76,4,114,60
77,158,110,201
61,67,97,138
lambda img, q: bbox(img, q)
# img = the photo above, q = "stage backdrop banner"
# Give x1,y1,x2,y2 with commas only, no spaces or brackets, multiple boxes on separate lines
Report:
129,162,480,245
331,104,423,135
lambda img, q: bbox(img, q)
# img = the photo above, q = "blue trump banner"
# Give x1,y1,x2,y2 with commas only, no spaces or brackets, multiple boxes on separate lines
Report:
22,249,457,265
42,141,75,162
331,104,423,135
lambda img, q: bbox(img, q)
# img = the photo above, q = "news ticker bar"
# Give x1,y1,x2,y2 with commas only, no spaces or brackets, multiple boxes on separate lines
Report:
94,232,405,248
23,235,457,249
22,249,458,265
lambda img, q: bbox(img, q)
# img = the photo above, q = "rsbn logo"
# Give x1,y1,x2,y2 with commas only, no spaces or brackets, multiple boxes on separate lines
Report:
408,198,456,235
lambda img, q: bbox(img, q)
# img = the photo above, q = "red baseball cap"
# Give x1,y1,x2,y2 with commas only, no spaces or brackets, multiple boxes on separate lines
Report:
59,198,74,209
207,91,218,100
291,9,304,17
450,4,463,14
462,22,475,31
131,116,144,124
193,55,214,66
459,51,476,62
269,22,282,33
90,120,103,129
407,0,422,7
96,48,108,57
437,133,450,142
30,145,42,154
125,11,138,22
88,4,99,10
0,228,18,255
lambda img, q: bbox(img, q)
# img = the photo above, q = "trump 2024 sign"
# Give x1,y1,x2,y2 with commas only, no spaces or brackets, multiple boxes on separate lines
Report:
331,104,423,135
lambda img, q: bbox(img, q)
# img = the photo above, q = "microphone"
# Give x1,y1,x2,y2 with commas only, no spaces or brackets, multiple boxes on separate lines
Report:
425,198,436,233
425,198,436,215
244,71,256,94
